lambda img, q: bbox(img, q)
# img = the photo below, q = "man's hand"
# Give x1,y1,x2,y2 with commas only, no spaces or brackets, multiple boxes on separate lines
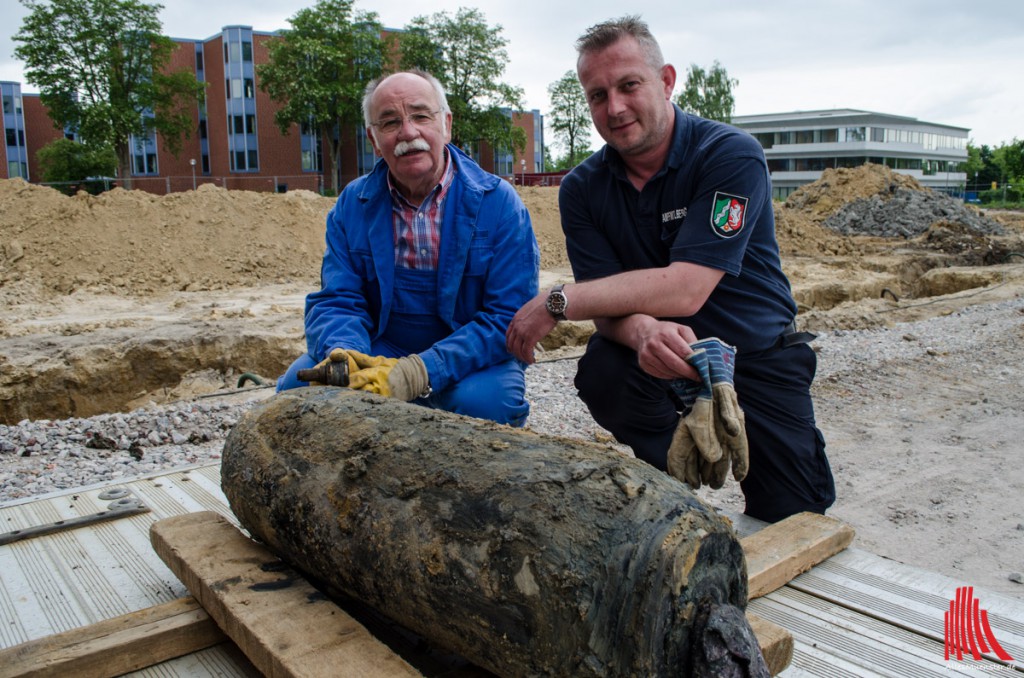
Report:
346,351,431,402
631,318,700,381
506,292,558,364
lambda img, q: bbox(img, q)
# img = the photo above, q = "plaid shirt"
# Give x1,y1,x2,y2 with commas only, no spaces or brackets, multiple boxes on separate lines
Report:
388,151,456,270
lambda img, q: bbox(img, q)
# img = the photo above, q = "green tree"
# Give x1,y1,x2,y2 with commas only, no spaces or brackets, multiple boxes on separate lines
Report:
675,61,738,123
966,142,1000,192
257,0,384,193
14,0,205,188
998,138,1024,184
397,7,526,155
547,70,591,169
36,138,118,193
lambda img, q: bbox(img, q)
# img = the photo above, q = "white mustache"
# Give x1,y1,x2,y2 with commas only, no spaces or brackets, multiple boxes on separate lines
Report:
394,139,431,156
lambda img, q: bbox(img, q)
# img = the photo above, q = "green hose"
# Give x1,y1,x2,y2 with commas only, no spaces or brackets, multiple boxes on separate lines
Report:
237,373,265,388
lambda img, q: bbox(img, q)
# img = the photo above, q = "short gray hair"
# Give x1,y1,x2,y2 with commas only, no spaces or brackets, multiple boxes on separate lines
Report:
362,69,451,136
575,15,664,72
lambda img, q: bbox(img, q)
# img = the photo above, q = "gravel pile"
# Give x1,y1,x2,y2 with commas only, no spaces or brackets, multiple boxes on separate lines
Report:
823,188,1005,238
2,298,1022,505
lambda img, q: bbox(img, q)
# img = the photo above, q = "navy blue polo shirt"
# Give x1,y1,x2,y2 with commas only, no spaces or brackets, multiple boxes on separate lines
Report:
559,105,796,353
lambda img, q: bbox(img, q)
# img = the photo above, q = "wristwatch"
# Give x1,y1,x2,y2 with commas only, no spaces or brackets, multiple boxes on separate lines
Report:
545,284,569,321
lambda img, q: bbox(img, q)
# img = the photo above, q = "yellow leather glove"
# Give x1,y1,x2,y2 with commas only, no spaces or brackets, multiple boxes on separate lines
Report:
346,351,431,402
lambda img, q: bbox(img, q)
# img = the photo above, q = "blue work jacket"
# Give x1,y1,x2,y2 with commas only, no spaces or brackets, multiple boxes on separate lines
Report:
304,144,540,392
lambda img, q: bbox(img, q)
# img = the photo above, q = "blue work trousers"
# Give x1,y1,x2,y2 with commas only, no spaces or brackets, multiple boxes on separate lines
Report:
278,267,529,427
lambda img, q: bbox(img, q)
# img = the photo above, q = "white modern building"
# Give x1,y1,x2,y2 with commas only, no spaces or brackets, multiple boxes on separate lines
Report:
731,109,968,200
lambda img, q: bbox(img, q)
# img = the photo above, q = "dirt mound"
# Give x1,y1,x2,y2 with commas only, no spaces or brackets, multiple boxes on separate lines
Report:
783,163,925,218
0,180,573,310
0,179,333,305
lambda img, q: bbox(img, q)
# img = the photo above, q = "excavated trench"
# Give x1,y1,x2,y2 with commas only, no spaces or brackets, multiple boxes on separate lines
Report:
0,323,303,425
4,248,1020,426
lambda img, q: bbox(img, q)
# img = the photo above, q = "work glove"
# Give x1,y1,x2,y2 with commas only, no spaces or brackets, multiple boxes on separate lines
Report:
346,350,432,402
700,338,749,486
666,338,749,489
667,348,721,488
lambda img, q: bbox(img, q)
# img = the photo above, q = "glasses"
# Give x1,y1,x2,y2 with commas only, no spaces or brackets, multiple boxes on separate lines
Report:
371,109,442,135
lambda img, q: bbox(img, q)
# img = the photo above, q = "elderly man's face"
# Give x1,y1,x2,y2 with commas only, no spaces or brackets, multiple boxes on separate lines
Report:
366,73,453,203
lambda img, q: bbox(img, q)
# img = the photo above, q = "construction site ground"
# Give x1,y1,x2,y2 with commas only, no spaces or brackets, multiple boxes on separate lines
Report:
1,163,1024,610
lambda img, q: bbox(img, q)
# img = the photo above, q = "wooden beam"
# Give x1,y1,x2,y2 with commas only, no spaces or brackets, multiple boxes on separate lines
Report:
746,613,794,676
150,511,422,678
742,511,856,600
0,596,224,678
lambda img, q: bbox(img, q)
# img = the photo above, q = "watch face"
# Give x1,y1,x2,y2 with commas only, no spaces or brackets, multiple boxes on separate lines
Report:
546,288,567,317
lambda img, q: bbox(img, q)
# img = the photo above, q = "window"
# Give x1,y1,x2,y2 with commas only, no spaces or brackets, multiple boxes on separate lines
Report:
233,115,245,134
133,151,158,175
5,128,16,146
8,161,25,178
871,127,885,142
843,127,866,142
794,130,814,144
753,132,773,149
226,41,242,63
242,41,253,62
248,149,258,169
244,78,254,99
196,50,204,71
234,150,246,170
246,114,255,134
2,95,11,114
819,129,838,143
199,120,207,139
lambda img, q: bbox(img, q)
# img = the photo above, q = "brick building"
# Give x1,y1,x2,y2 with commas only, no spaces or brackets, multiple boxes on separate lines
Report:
1,25,544,195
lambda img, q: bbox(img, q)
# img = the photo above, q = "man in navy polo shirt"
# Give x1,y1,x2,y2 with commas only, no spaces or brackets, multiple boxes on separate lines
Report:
506,16,834,522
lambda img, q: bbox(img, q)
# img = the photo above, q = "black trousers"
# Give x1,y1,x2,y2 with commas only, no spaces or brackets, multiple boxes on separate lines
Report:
574,334,835,523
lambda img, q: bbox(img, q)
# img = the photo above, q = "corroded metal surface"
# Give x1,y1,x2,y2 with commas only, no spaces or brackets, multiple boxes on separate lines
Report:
222,388,763,677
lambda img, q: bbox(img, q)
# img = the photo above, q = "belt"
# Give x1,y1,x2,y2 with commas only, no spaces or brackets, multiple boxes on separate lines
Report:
775,319,817,350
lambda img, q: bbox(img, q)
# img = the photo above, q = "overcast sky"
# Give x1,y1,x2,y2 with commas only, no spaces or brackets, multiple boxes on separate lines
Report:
2,0,1021,149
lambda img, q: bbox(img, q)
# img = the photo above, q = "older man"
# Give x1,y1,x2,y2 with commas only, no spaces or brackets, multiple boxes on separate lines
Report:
506,17,834,522
278,69,539,427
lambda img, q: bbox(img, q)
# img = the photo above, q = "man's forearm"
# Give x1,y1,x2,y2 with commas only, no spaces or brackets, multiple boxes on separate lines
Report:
593,314,656,351
565,262,722,322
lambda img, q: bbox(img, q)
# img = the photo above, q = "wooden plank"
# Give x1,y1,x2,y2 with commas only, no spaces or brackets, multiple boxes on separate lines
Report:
150,511,422,678
741,511,856,600
747,612,794,676
0,597,224,678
